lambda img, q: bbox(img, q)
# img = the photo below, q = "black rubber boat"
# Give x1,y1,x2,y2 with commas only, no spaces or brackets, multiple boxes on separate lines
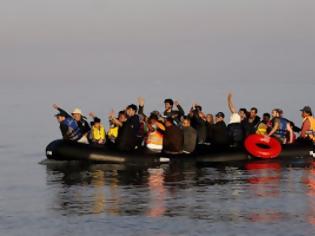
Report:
46,140,315,164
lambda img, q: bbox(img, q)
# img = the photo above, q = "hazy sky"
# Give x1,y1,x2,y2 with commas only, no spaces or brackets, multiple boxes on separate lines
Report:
1,0,315,127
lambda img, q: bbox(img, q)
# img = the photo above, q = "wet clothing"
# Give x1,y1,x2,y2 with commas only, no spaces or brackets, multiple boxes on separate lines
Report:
163,126,184,153
242,116,261,137
60,117,82,141
182,127,197,153
227,123,244,147
116,115,140,151
212,121,229,146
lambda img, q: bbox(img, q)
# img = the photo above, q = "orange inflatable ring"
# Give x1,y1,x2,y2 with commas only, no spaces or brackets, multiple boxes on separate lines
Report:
244,134,282,159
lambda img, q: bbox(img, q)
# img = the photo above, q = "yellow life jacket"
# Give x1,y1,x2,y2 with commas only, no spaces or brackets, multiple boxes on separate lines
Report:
146,122,165,152
305,116,315,141
91,125,106,141
107,126,118,139
256,122,268,135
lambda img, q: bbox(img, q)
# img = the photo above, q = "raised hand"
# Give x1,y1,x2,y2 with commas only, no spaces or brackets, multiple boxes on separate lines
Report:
137,97,145,107
89,112,96,118
52,104,60,110
109,109,115,119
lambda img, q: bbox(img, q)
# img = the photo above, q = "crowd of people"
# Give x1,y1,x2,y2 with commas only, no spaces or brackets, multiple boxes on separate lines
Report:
52,93,315,154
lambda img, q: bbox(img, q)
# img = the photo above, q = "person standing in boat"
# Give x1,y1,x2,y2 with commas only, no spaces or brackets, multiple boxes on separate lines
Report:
188,104,207,144
205,114,215,144
146,113,165,153
88,112,106,145
163,117,184,154
109,104,140,151
53,104,90,143
181,116,197,154
227,113,244,147
242,107,261,137
267,109,294,144
52,105,82,142
163,98,185,126
212,112,229,148
107,110,127,144
300,106,315,143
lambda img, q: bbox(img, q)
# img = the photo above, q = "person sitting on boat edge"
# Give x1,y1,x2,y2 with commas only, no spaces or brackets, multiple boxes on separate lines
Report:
163,98,185,126
109,104,140,151
256,113,271,135
267,109,294,144
146,113,165,153
163,117,184,154
300,106,315,144
52,105,82,142
88,112,106,145
181,116,197,154
52,104,90,143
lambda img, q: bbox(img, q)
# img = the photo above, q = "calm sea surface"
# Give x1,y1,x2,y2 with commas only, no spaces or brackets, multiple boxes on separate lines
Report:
0,82,315,236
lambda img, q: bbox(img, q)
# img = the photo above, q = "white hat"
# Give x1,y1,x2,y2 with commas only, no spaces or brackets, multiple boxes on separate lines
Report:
72,108,83,115
229,113,241,124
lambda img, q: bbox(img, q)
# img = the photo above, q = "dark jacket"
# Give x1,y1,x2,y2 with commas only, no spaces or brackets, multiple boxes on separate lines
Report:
206,122,215,144
77,119,91,135
163,126,184,153
116,115,140,151
163,105,185,125
242,116,261,137
212,121,229,146
57,108,90,136
190,110,207,144
228,123,244,146
182,127,197,153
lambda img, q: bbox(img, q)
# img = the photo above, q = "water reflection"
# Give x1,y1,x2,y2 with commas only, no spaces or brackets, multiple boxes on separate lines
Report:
44,159,315,228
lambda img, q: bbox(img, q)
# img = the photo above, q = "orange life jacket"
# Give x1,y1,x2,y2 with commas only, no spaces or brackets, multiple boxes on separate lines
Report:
304,116,315,142
146,122,165,152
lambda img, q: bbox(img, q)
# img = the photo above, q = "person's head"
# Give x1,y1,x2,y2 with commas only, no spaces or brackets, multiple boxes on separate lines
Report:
215,112,225,123
72,108,83,122
271,109,281,118
118,110,127,122
195,105,202,112
55,113,66,123
249,107,258,119
93,117,101,129
300,106,313,118
182,116,191,128
262,113,271,123
229,113,241,124
165,117,174,127
164,98,174,111
206,114,214,124
126,104,138,117
149,113,159,124
239,108,248,120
